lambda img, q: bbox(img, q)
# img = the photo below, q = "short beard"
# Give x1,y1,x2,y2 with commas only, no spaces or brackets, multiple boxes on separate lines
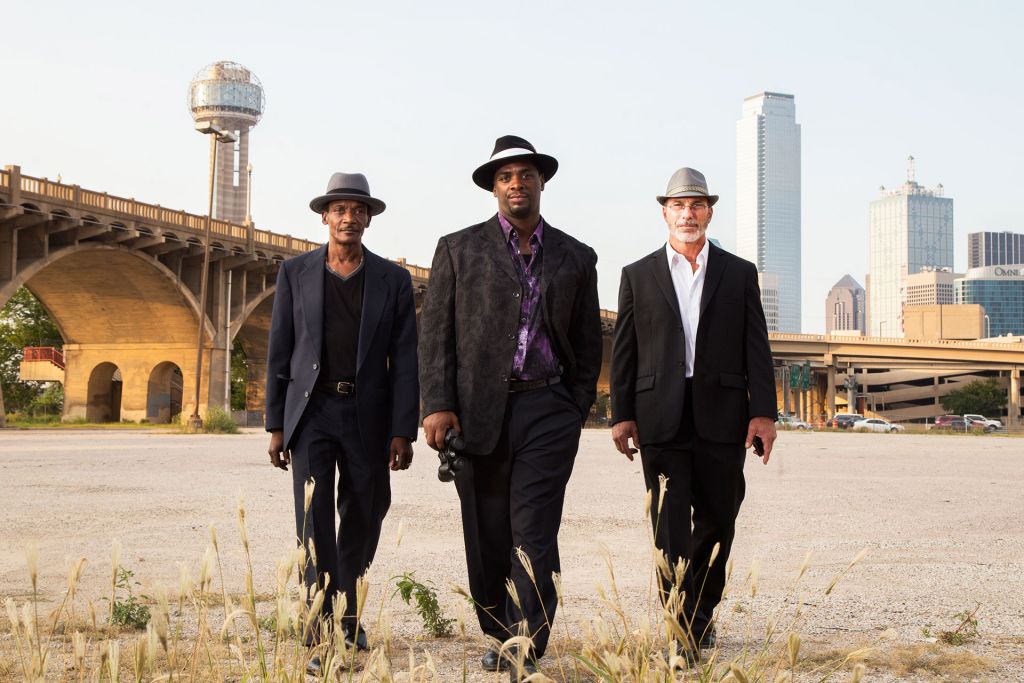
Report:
671,226,705,244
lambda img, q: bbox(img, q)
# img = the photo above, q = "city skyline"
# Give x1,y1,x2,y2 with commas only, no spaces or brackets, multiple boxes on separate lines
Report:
2,1,1021,334
736,91,802,332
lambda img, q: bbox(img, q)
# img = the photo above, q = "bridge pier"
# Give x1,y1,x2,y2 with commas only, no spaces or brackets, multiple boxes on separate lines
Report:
1010,368,1021,428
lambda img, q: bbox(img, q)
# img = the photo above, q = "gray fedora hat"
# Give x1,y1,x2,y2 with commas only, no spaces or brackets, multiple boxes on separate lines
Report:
472,135,558,190
656,167,719,206
309,172,386,215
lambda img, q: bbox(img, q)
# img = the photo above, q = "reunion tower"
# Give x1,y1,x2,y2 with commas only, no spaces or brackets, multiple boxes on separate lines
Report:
188,61,265,224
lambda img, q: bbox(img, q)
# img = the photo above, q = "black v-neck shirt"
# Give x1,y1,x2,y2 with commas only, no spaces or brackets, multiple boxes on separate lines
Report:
321,261,364,381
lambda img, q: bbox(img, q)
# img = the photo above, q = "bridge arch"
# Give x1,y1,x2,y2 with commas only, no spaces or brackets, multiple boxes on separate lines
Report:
146,361,184,424
86,362,122,422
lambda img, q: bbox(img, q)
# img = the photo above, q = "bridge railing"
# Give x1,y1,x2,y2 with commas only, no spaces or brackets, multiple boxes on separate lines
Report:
2,166,322,255
770,332,1023,350
23,346,65,369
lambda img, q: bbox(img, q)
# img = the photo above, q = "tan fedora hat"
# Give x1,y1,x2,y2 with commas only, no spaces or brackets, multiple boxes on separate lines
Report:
656,167,719,206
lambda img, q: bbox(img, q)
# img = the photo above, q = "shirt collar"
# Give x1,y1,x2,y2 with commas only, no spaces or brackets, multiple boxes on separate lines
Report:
498,213,544,246
666,237,710,269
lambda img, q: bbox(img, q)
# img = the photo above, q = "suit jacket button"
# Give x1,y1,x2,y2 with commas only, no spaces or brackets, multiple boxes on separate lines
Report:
312,363,318,370
513,291,521,298
500,374,508,382
304,391,310,398
677,361,683,366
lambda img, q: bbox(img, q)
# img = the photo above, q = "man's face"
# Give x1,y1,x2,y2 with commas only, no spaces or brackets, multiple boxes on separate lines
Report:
493,161,544,219
322,199,370,247
662,197,713,245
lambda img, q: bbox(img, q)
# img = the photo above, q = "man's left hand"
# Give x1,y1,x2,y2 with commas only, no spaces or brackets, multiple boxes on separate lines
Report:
745,416,777,465
389,437,414,471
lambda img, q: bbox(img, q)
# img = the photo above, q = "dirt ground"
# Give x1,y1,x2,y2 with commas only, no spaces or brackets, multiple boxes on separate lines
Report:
1,428,1022,681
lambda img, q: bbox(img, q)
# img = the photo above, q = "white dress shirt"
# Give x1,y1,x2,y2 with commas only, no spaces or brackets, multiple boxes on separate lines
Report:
666,238,709,378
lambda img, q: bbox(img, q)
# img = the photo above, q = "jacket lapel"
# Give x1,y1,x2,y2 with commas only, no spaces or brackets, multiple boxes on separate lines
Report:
357,248,388,373
480,214,520,286
650,247,682,326
700,241,727,316
298,244,327,363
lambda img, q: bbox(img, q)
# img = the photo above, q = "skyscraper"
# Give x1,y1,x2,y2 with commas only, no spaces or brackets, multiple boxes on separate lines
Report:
825,274,865,335
867,158,953,337
967,230,1024,268
736,91,802,332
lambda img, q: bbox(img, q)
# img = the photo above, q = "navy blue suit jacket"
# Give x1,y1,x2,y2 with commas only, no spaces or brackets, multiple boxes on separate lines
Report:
265,245,419,454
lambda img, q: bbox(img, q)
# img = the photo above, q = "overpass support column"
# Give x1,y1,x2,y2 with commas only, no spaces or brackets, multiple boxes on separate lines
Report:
1010,367,1021,429
826,365,836,421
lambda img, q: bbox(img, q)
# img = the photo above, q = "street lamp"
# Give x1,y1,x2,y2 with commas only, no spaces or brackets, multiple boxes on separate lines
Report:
188,121,238,431
984,314,991,339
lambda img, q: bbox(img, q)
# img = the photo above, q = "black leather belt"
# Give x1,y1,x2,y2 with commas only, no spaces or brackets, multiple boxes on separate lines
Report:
316,379,356,395
508,376,560,393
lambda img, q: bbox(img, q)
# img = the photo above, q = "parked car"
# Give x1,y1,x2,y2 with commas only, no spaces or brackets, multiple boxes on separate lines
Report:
777,415,813,430
932,415,979,432
963,414,1003,432
830,413,863,429
851,417,904,433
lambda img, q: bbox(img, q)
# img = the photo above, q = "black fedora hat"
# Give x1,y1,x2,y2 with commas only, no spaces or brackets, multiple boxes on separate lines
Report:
309,172,386,215
472,135,558,190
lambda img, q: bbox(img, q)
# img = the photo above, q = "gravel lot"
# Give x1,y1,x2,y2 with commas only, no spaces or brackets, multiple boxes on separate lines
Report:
1,428,1021,681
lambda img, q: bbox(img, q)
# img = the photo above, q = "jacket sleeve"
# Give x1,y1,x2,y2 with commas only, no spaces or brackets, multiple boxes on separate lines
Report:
610,267,638,425
567,246,602,419
417,236,459,418
388,269,420,440
264,263,294,432
744,262,778,418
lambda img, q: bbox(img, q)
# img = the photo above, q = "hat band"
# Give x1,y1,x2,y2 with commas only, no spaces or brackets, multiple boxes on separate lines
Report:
489,147,537,162
666,184,709,195
326,187,370,197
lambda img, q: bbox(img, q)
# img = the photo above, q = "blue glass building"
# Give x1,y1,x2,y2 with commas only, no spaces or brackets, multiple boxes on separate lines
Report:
955,266,1024,337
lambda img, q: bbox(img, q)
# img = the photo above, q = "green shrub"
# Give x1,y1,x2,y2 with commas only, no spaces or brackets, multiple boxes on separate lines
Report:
203,406,239,434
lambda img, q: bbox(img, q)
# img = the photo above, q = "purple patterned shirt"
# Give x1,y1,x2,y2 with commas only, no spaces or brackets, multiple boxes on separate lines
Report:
497,214,562,381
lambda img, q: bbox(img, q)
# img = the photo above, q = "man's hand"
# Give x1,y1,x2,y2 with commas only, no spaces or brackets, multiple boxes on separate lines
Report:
611,420,640,461
268,430,290,470
745,416,777,465
423,411,461,451
389,437,414,471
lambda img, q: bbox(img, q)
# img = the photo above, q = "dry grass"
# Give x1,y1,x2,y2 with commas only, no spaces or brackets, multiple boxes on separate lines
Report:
1,486,1002,682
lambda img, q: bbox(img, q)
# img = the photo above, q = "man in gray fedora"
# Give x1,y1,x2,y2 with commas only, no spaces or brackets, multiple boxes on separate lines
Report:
610,167,777,661
418,135,602,679
265,172,419,664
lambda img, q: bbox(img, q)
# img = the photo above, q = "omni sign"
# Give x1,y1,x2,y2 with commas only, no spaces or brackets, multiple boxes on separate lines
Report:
994,267,1021,277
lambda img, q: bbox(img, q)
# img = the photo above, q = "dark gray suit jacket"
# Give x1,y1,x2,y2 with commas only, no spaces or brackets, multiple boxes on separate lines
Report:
265,245,419,454
418,215,602,454
610,242,776,446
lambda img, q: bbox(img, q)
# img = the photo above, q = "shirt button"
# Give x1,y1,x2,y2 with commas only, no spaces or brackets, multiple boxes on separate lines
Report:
521,317,527,323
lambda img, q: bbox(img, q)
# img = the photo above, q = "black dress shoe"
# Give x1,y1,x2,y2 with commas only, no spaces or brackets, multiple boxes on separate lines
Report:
509,657,537,682
343,625,369,651
306,655,323,676
697,623,717,650
481,648,511,671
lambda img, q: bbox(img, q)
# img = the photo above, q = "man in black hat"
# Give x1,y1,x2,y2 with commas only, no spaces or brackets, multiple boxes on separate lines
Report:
418,135,602,678
265,172,419,665
610,167,777,661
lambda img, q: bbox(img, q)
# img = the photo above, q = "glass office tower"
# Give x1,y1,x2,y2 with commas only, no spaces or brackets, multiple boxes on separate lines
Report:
736,91,802,332
868,160,953,337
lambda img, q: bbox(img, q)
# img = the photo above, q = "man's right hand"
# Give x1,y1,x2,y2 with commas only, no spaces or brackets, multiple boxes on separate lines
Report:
268,430,290,470
611,420,640,461
423,411,461,451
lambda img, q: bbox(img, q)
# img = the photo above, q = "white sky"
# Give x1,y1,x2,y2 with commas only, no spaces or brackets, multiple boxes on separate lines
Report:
3,0,1020,332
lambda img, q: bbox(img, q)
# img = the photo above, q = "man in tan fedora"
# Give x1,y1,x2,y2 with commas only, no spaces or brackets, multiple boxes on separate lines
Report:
265,172,419,670
610,167,777,661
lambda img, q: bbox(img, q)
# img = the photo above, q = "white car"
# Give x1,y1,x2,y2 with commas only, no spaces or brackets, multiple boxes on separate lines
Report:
851,418,904,433
777,415,813,430
963,414,1002,432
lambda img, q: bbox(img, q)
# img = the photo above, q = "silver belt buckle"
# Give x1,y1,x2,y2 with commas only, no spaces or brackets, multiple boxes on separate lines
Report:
336,381,354,394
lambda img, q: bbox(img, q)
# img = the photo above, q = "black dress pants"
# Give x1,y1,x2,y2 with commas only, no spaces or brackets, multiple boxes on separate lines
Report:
290,390,390,640
454,382,582,658
639,379,746,642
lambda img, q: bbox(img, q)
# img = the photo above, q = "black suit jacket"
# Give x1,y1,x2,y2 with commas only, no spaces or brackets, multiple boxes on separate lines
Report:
610,242,776,445
265,245,419,454
418,215,602,454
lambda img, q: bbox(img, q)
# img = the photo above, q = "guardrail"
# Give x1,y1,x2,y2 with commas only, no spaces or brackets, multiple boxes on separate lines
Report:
23,346,65,369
